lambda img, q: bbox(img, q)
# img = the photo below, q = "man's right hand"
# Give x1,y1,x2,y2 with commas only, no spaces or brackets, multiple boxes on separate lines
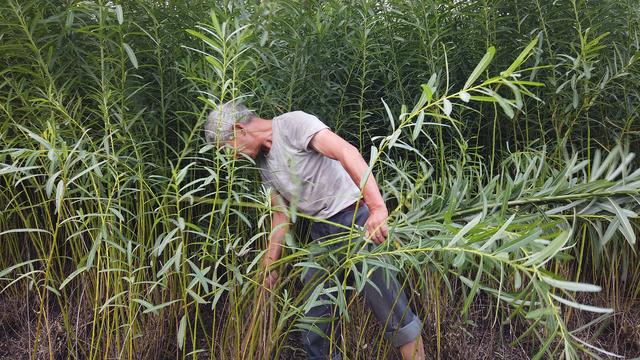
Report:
263,192,288,291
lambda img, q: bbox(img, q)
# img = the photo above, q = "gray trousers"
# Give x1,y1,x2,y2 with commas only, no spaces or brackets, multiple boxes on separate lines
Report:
301,203,422,360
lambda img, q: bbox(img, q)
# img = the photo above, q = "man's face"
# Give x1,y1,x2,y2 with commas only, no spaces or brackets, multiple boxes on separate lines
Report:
221,127,258,159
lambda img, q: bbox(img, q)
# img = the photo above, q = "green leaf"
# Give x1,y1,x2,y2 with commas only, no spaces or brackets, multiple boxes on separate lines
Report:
294,322,326,338
542,276,601,292
187,288,207,304
447,213,482,247
69,160,107,184
178,314,187,350
525,307,554,319
156,228,179,257
293,261,326,271
45,170,61,197
496,228,540,254
382,99,395,131
464,46,495,89
462,258,483,315
523,230,571,267
115,5,123,24
303,284,325,314
503,80,523,109
59,266,88,290
99,291,127,313
55,179,64,214
0,259,40,278
65,11,74,28
480,214,515,251
368,145,378,166
133,298,156,312
511,80,545,87
412,111,425,140
420,84,433,105
549,293,613,313
492,91,515,119
514,270,522,290
123,43,138,69
453,252,466,267
16,124,51,149
141,299,181,315
199,144,215,154
176,163,194,185
427,73,438,92
532,329,558,360
601,219,619,246
501,36,538,77
442,98,452,116
185,29,221,52
607,198,636,245
86,229,103,269
386,129,401,149
468,95,498,102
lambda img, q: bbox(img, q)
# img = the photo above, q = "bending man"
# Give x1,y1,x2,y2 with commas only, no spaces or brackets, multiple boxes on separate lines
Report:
204,101,425,360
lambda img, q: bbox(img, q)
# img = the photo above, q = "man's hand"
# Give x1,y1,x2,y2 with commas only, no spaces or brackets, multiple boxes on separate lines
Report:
263,192,288,290
364,206,389,244
262,249,280,290
264,268,279,289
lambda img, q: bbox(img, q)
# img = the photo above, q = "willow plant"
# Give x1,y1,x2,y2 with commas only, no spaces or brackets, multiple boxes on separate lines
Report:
1,1,639,359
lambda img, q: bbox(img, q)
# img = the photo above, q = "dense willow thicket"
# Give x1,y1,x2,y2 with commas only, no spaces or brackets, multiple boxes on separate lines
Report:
1,0,639,359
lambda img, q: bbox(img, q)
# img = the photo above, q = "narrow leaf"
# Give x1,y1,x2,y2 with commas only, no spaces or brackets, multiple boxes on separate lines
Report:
55,180,64,214
115,5,123,24
549,293,613,313
412,111,425,140
59,266,88,290
525,307,554,319
178,314,187,349
382,99,395,130
607,198,636,245
502,36,538,77
123,43,138,69
442,99,452,116
464,46,495,89
447,213,482,247
421,84,433,105
542,276,601,292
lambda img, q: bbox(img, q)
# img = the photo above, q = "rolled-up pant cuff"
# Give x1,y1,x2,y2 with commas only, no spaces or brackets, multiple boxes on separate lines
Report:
387,315,422,347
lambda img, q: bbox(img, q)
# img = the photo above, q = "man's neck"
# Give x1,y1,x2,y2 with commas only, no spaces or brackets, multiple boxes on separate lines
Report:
249,117,273,155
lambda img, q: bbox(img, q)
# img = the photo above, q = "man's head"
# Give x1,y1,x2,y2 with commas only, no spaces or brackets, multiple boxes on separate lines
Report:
204,101,260,158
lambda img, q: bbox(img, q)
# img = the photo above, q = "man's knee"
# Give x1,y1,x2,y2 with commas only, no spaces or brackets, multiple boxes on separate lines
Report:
300,319,342,360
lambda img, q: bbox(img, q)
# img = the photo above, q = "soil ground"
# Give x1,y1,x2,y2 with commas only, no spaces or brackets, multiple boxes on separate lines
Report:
1,290,638,359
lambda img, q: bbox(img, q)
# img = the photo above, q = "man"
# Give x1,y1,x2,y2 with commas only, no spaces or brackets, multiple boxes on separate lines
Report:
204,101,425,360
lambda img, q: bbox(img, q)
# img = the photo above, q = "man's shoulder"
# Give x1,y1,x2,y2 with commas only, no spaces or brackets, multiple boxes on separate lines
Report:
273,111,329,150
275,110,317,121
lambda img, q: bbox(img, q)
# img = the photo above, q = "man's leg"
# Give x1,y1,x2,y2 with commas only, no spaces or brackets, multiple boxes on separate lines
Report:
301,258,343,360
399,334,425,360
360,260,424,359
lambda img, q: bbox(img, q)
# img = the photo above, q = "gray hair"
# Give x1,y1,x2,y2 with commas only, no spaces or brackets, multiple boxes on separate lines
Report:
204,101,256,146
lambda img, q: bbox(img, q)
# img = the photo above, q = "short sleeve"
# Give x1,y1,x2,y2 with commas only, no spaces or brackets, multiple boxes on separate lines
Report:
285,112,330,151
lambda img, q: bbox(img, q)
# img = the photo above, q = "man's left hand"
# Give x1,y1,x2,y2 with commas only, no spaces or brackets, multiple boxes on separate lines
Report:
364,206,389,244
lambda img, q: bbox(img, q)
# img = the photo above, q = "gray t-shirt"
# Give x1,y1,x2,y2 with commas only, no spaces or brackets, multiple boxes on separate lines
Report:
256,111,361,219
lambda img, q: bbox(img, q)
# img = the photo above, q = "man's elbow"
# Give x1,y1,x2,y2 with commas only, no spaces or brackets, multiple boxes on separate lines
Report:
338,143,361,163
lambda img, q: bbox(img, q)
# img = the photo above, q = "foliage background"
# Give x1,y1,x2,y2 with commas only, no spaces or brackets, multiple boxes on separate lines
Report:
1,0,639,359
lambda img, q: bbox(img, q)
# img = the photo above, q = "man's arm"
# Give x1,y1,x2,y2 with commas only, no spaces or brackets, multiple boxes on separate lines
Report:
263,191,289,289
309,129,389,244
